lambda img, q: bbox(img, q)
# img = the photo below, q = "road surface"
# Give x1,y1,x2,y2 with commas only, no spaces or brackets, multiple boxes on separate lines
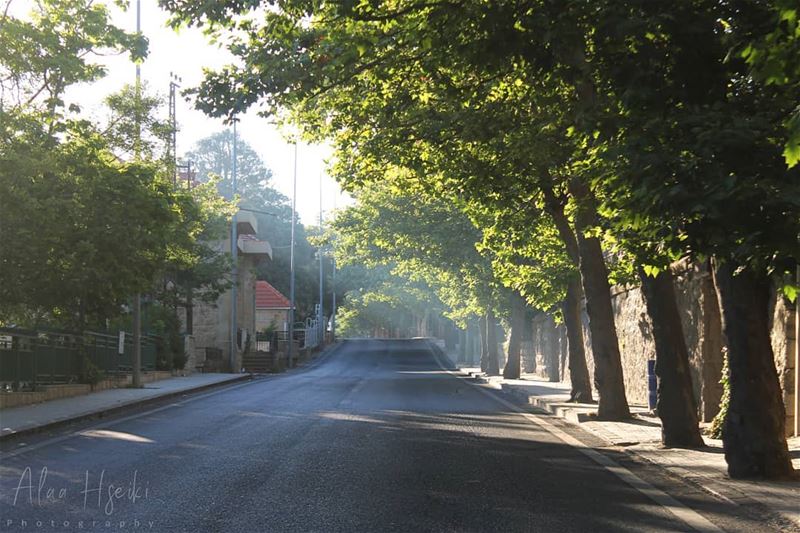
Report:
0,339,784,532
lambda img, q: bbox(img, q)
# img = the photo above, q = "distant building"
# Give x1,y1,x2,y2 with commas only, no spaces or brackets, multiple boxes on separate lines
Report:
255,280,292,334
182,210,272,372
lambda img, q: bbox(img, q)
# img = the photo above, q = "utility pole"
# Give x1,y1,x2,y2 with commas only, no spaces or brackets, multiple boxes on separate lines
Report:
331,194,337,341
132,0,143,388
288,143,298,367
331,255,336,341
168,73,181,185
229,119,239,372
318,171,324,345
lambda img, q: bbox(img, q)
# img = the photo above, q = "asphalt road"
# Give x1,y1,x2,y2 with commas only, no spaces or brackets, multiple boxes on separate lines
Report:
0,339,785,532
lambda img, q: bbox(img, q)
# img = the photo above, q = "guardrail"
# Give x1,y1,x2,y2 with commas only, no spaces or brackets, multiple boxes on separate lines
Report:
0,327,157,390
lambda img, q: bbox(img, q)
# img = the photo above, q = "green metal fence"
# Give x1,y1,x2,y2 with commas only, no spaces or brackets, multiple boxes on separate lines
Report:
0,328,157,390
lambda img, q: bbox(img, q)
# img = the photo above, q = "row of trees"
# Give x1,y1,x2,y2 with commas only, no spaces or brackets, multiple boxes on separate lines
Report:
163,0,799,479
0,0,333,360
330,263,444,338
0,0,233,370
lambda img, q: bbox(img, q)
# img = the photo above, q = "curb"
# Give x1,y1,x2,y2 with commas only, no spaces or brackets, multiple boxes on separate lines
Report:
436,347,800,531
499,384,594,424
1,341,349,443
0,374,253,442
456,368,594,423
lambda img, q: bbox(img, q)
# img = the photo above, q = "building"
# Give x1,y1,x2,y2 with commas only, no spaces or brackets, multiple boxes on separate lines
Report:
183,210,272,373
255,280,292,334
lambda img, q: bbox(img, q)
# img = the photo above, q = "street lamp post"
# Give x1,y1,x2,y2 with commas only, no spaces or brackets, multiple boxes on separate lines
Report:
131,0,143,388
318,172,324,345
229,120,238,372
331,195,337,341
288,143,298,367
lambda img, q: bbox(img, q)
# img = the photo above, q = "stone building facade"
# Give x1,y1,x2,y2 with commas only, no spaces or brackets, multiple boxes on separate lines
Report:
182,211,272,373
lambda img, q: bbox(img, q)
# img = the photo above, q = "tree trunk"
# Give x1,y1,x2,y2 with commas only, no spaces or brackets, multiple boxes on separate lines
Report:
503,295,525,379
479,314,489,372
464,323,474,365
639,267,704,448
712,261,795,479
563,276,593,402
185,285,194,335
458,328,467,363
568,178,630,420
542,183,593,402
485,310,501,376
445,324,456,350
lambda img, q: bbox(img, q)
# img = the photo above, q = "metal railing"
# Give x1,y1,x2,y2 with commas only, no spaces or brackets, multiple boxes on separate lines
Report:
0,327,157,390
256,314,327,356
301,314,327,350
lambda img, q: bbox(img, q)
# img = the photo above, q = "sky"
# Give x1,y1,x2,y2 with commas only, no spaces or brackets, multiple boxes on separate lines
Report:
64,0,350,226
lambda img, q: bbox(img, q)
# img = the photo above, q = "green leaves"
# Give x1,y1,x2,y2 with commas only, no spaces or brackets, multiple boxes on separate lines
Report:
784,109,800,168
737,0,800,169
782,282,798,303
1,120,167,325
0,4,235,328
641,264,661,278
0,0,146,114
164,0,800,322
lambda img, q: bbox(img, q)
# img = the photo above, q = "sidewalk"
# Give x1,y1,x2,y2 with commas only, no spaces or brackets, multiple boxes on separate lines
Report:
437,348,800,529
0,373,250,440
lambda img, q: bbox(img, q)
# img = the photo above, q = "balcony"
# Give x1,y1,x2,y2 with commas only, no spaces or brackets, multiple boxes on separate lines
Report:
238,234,272,260
235,210,258,235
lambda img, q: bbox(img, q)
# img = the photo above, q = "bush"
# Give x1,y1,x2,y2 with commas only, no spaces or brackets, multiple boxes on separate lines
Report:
81,355,105,387
172,351,188,371
708,351,729,439
149,303,186,371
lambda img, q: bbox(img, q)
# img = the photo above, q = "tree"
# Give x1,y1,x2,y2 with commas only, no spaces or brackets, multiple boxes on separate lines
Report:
0,0,145,116
103,82,173,164
586,1,798,471
332,178,508,374
0,0,169,328
165,0,799,473
740,0,800,168
185,130,283,205
164,0,622,407
101,85,235,340
0,1,234,343
502,293,525,380
334,264,443,338
0,125,177,327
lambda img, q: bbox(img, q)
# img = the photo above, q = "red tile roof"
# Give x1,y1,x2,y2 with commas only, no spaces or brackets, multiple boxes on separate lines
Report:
255,280,291,309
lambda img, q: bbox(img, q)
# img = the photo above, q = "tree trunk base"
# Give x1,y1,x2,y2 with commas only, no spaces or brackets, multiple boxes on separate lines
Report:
564,277,593,404
713,261,795,480
569,391,596,403
639,267,705,449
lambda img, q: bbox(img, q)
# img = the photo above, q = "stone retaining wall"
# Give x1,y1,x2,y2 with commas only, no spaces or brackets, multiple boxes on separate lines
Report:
526,262,796,431
0,371,174,409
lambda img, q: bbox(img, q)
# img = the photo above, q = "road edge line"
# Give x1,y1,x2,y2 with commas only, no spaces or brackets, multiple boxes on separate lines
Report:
425,340,723,533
